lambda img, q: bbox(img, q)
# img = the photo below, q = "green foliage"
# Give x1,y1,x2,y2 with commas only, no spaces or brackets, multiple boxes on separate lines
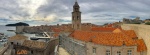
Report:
132,22,141,24
145,22,150,25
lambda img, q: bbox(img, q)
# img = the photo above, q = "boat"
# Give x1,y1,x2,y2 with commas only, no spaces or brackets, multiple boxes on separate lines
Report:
30,37,39,40
0,33,8,42
7,30,15,32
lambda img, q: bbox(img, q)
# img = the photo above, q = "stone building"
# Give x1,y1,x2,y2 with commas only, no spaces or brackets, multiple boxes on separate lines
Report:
8,35,59,55
59,33,86,55
123,17,143,24
60,29,147,55
16,26,25,34
121,24,150,55
144,19,150,23
72,1,81,30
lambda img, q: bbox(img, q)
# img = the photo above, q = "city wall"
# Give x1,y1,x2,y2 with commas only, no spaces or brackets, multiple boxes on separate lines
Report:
121,24,150,55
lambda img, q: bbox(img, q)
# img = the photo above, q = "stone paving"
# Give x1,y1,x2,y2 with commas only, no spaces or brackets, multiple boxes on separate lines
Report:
59,47,70,55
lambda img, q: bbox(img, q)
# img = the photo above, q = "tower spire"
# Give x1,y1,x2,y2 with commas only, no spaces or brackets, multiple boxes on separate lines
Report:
72,0,81,30
76,0,77,2
74,0,79,7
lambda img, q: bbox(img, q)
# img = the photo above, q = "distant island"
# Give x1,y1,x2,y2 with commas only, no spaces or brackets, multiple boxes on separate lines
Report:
6,22,29,26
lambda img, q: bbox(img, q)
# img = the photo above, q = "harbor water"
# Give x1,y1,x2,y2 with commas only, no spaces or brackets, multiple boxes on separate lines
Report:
0,25,16,48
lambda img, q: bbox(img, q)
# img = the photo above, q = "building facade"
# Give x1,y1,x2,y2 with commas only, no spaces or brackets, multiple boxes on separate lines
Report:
72,1,81,30
8,35,59,55
59,29,147,55
59,33,86,55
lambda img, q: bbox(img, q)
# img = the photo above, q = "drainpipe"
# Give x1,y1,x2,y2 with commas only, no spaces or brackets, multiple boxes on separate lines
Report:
111,46,112,55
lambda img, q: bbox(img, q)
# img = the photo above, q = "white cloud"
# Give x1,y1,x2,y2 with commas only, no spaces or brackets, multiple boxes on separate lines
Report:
17,0,48,18
0,0,150,25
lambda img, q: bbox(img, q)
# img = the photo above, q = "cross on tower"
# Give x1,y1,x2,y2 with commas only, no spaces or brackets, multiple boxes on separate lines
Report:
72,0,81,30
76,0,77,2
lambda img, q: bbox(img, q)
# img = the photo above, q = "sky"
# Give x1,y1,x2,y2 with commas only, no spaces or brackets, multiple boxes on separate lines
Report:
0,0,150,26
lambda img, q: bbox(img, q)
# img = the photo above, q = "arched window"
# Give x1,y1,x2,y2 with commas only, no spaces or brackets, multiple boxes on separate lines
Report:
72,16,74,20
77,16,79,20
75,8,78,11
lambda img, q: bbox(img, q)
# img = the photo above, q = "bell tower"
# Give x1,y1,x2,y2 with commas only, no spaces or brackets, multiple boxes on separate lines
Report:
72,0,81,30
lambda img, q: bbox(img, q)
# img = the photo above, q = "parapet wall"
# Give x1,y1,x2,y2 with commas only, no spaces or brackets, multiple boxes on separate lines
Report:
121,24,150,55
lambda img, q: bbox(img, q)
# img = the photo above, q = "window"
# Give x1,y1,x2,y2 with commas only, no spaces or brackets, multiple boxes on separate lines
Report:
72,16,74,20
31,50,33,54
77,24,79,29
127,50,132,55
75,8,78,11
11,42,13,45
117,51,121,55
93,47,96,54
106,50,110,55
77,16,79,20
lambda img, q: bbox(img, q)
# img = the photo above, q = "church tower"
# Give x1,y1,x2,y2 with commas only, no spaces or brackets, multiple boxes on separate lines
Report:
72,0,81,30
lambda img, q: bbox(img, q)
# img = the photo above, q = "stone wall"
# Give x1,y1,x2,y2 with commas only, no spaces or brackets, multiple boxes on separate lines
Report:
86,42,141,55
121,24,150,55
44,38,59,55
60,33,145,55
59,34,86,55
16,26,25,33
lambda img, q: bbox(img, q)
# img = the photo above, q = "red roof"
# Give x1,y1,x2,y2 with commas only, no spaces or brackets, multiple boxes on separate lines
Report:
70,30,147,52
52,28,61,33
53,33,59,37
123,30,137,39
136,39,147,52
91,27,116,32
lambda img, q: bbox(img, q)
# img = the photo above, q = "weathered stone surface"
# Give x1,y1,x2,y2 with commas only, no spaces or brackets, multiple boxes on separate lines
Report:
121,24,150,55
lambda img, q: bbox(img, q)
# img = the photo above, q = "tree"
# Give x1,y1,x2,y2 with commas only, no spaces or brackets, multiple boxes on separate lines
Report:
145,22,150,25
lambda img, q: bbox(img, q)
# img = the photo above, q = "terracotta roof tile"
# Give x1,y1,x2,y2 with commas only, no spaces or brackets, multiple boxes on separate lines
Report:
136,39,147,52
9,35,28,41
22,40,46,49
53,33,59,37
91,27,116,32
123,30,137,39
71,30,147,52
52,28,61,33
113,28,122,33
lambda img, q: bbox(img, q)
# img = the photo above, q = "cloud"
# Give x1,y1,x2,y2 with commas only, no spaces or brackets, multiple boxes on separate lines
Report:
0,0,150,25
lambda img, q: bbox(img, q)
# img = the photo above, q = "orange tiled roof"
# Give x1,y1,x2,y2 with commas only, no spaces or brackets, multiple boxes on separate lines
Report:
112,28,122,33
106,24,113,27
70,30,147,52
70,30,136,46
123,30,137,39
22,40,46,49
53,33,59,37
52,28,61,33
70,30,92,42
91,27,116,32
136,39,147,52
9,35,28,41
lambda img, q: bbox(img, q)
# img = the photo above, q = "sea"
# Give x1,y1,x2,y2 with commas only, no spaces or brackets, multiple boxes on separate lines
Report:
0,25,16,37
0,25,45,48
0,25,16,47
